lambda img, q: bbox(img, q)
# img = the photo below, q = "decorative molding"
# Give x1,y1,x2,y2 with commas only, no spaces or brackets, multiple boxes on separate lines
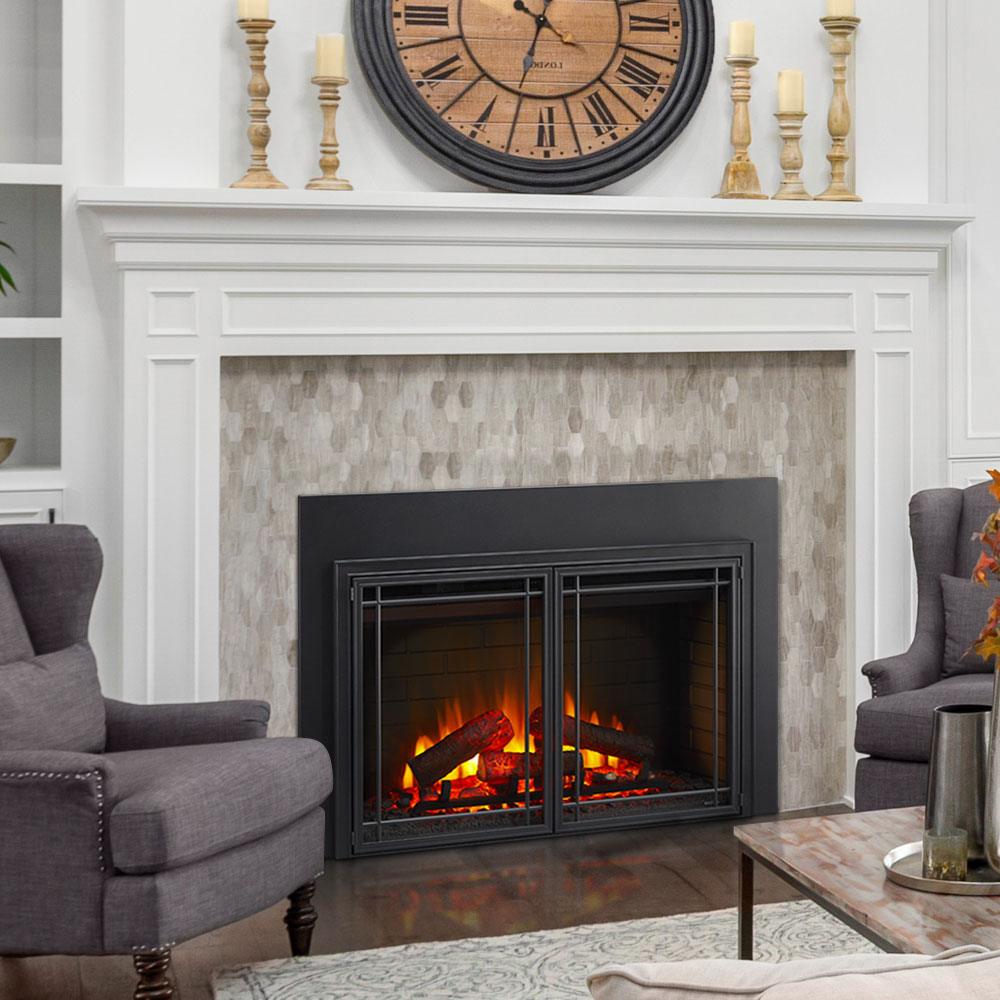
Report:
149,290,199,337
873,291,913,333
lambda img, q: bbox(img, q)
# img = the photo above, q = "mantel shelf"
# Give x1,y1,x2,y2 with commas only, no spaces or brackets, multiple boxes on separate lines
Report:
77,187,973,276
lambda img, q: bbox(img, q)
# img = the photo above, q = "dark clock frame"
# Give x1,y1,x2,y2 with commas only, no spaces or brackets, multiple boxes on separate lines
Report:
353,0,715,193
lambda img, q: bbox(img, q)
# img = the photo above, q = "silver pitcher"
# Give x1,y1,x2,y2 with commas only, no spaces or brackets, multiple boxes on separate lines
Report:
926,704,991,863
984,678,1000,873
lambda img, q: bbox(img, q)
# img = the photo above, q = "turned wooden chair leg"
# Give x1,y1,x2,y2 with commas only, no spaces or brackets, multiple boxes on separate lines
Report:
284,879,318,956
133,949,174,1000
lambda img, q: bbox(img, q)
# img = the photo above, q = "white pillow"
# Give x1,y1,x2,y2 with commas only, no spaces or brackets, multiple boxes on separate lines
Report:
761,950,1000,999
587,947,991,1000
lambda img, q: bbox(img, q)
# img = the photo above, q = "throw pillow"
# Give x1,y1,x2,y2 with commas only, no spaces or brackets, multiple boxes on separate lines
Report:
941,573,1000,677
586,947,989,1000
0,556,33,665
0,642,106,753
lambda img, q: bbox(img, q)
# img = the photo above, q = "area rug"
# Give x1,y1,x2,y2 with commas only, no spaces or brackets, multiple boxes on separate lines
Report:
213,899,880,999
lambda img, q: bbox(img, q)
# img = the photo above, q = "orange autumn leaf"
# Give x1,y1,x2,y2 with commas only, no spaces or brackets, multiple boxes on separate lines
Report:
974,551,999,587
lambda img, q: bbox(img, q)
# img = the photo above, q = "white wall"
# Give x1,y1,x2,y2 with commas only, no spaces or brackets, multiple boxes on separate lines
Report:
121,0,931,202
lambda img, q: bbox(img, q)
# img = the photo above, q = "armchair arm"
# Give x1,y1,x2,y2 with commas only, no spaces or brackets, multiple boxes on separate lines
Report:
0,749,116,954
861,633,941,697
103,697,270,752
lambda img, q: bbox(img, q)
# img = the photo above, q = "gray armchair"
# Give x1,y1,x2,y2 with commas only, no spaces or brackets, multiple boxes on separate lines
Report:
0,524,332,999
855,480,997,811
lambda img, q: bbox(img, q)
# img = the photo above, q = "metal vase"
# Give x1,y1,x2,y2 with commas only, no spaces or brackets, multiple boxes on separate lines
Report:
984,677,1000,873
926,704,991,863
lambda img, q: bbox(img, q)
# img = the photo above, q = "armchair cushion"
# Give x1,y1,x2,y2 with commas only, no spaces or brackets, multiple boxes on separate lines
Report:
0,642,106,753
941,574,999,677
103,698,270,751
855,673,994,761
107,738,332,874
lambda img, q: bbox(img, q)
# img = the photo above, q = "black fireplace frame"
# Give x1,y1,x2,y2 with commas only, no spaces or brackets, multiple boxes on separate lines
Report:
299,480,779,858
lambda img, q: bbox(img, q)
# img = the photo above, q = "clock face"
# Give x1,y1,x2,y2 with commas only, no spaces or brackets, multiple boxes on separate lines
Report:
354,0,713,191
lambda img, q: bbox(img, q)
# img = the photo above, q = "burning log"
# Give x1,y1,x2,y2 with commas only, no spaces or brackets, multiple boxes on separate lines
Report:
477,749,582,784
529,707,654,763
407,709,514,788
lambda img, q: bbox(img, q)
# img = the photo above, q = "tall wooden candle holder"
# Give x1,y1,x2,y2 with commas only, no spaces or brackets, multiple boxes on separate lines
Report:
715,55,767,200
232,18,286,190
816,15,861,202
773,112,812,200
306,76,353,191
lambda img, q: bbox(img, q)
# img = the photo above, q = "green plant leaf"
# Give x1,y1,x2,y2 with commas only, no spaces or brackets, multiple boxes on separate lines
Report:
0,262,17,296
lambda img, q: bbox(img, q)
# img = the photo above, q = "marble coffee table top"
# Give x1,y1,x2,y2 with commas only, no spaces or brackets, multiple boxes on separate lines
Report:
736,807,1000,954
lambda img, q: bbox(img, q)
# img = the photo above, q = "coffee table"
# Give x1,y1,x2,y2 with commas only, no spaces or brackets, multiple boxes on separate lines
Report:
735,806,1000,959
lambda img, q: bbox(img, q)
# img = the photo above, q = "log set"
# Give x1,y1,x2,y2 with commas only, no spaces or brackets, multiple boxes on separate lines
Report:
407,708,514,788
477,749,583,784
529,707,655,762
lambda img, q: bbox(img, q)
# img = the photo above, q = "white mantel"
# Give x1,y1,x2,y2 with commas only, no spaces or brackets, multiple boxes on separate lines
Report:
80,187,970,801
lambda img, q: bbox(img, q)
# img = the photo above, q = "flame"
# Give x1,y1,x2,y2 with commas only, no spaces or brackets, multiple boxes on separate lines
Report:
402,680,529,790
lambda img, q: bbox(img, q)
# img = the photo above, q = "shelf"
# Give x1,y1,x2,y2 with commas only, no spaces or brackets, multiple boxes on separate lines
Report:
0,164,63,186
0,185,62,319
0,317,62,339
0,0,62,165
0,339,61,469
0,467,64,492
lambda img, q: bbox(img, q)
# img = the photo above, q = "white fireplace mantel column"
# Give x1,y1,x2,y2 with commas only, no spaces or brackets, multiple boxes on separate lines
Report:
79,187,970,801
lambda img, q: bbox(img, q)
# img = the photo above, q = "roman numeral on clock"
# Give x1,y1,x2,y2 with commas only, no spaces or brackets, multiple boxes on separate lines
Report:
536,106,556,154
417,52,463,88
404,4,450,25
468,97,496,139
583,92,618,138
615,54,660,100
628,12,675,32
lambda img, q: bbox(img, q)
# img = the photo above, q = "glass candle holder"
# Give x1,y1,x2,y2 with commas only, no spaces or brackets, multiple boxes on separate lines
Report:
922,827,968,881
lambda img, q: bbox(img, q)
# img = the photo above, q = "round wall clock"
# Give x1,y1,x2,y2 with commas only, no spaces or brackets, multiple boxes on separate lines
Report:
353,0,714,192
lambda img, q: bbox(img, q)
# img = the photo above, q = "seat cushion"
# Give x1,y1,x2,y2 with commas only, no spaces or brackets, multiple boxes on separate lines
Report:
107,737,332,875
855,674,994,761
941,574,999,676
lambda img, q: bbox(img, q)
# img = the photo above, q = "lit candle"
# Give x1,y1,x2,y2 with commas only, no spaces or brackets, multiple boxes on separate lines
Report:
777,70,804,113
826,0,855,15
316,34,346,77
238,0,269,18
728,20,755,57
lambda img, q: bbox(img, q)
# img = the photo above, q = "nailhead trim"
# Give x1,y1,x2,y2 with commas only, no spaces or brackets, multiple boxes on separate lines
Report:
131,942,176,954
0,769,106,872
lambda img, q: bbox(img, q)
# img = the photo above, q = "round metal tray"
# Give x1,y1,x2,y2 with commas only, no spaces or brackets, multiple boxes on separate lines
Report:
884,841,1000,895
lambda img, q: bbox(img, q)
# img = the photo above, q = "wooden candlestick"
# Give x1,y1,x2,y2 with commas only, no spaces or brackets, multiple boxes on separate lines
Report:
816,15,861,202
715,55,767,200
772,112,812,200
306,76,353,191
232,18,286,190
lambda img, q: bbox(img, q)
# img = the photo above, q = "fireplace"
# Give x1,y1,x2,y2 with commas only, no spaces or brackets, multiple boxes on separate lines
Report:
299,479,779,858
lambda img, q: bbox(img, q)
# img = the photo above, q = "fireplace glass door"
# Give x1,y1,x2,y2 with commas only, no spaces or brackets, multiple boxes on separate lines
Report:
355,571,549,849
558,561,736,828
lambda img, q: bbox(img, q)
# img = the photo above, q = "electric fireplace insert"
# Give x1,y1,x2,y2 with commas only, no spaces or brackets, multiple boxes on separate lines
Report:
299,480,778,858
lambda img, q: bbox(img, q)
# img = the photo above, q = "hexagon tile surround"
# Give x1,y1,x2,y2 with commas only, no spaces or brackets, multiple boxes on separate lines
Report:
220,352,847,810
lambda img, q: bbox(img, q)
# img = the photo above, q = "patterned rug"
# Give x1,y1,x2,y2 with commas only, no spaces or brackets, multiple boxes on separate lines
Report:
213,899,879,999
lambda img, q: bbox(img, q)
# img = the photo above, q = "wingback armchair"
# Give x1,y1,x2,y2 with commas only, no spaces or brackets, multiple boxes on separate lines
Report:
855,480,998,811
0,524,333,999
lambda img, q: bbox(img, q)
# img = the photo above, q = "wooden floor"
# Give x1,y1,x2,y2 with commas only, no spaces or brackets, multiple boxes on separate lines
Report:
0,807,844,1000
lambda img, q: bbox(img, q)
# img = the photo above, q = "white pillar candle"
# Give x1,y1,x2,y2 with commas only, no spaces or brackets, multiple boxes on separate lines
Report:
826,0,855,16
238,0,269,18
777,70,804,113
728,20,755,57
316,34,346,77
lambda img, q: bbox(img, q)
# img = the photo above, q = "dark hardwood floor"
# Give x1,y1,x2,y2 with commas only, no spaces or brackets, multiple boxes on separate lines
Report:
0,807,845,1000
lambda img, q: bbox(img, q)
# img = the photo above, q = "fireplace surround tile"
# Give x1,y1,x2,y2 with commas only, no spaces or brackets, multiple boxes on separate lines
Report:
220,351,847,810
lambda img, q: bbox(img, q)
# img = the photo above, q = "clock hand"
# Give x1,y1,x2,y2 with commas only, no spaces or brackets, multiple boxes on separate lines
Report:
512,1,580,46
518,18,544,88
